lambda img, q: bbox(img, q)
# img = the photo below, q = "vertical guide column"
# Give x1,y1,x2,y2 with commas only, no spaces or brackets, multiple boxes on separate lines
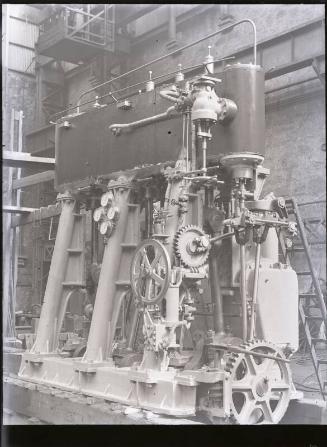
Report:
32,192,76,354
84,186,131,362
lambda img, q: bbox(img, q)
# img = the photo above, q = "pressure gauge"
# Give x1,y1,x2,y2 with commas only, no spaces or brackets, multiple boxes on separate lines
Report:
101,191,114,207
100,220,114,236
99,220,109,235
107,206,119,221
93,207,104,222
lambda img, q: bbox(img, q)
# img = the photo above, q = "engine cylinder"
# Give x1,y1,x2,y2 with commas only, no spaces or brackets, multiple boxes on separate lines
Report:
219,63,265,156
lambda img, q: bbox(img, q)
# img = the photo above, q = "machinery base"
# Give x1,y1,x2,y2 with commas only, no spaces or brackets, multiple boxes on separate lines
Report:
18,353,207,417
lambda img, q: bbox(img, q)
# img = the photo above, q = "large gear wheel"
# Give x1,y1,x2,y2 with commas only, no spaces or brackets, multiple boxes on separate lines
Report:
224,340,292,425
174,225,211,268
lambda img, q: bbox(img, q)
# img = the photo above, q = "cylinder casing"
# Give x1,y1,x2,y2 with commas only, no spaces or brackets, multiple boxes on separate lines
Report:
217,63,265,156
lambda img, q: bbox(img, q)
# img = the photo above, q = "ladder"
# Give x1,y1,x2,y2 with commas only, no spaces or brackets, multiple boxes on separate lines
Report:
280,198,327,399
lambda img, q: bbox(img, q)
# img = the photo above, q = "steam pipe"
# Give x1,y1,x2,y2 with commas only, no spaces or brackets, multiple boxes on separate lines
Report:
209,252,225,334
76,19,257,112
109,105,178,134
239,244,247,342
249,242,261,340
50,56,235,122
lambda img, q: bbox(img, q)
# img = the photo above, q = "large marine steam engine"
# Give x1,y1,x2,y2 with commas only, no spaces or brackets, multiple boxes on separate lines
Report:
19,34,301,424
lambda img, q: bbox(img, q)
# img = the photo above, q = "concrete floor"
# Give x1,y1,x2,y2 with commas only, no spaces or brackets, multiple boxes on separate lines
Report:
291,350,327,400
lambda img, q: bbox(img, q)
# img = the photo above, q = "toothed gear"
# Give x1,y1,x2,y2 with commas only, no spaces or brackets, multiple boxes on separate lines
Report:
224,340,292,425
174,225,211,268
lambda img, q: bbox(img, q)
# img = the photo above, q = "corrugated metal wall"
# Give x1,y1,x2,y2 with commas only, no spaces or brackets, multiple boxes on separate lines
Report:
7,8,39,75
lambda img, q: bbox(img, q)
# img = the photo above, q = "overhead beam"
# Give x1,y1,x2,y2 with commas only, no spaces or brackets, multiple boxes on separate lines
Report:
11,203,62,228
265,53,325,80
132,4,214,44
115,4,162,28
3,151,55,170
3,206,38,214
12,170,55,190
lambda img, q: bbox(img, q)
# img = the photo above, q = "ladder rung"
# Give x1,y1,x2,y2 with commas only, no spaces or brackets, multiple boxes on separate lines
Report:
318,359,327,365
120,243,138,248
300,293,317,298
297,271,312,275
291,247,305,252
303,218,324,224
127,204,139,208
115,280,130,286
312,338,327,344
305,315,324,320
62,282,84,287
67,248,83,253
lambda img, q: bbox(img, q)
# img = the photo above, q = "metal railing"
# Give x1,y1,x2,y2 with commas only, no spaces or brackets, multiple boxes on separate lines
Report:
39,5,114,48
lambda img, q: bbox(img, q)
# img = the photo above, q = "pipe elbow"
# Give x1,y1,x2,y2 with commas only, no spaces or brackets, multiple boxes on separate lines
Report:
159,89,180,104
217,98,238,123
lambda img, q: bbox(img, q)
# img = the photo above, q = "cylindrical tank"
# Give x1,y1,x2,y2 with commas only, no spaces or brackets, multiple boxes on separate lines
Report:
214,63,265,156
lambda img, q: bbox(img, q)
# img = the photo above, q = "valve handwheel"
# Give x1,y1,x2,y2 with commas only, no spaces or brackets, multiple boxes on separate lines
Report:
130,239,171,305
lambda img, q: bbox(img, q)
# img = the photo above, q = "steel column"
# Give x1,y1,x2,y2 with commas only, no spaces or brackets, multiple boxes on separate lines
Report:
84,188,131,362
31,193,76,353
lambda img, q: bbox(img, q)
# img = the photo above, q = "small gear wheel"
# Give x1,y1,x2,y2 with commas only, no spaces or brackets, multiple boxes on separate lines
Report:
174,225,211,268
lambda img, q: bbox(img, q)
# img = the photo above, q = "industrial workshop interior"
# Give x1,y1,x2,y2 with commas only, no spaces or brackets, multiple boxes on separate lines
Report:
2,3,326,426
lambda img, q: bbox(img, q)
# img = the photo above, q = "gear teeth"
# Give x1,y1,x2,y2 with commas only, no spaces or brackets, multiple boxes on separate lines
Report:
174,224,210,268
223,340,291,425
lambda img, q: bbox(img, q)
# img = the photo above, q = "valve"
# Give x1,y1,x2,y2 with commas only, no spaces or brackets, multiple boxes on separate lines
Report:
204,45,214,74
175,63,184,83
146,71,155,92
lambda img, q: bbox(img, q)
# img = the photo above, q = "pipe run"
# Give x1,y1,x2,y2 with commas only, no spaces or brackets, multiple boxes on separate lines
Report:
249,242,261,340
50,56,235,122
109,105,178,135
239,244,247,342
76,19,257,112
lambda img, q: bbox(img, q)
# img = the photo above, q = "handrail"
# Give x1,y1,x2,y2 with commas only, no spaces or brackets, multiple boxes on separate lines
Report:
76,18,257,112
297,199,326,206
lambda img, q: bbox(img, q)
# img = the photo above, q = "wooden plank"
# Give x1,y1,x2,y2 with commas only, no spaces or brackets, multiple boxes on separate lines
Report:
3,206,37,214
12,170,55,190
11,203,62,228
3,151,55,169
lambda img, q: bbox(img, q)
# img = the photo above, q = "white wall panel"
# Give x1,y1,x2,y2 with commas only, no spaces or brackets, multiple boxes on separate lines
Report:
8,44,35,74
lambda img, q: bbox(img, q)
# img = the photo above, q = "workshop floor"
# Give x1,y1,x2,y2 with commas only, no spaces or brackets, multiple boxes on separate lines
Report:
291,349,327,400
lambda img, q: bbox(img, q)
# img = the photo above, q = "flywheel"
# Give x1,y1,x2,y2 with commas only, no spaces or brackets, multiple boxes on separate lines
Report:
130,239,171,305
174,225,211,268
224,340,292,424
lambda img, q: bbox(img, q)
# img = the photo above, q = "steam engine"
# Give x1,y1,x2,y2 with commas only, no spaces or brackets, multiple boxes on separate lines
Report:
19,51,300,424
